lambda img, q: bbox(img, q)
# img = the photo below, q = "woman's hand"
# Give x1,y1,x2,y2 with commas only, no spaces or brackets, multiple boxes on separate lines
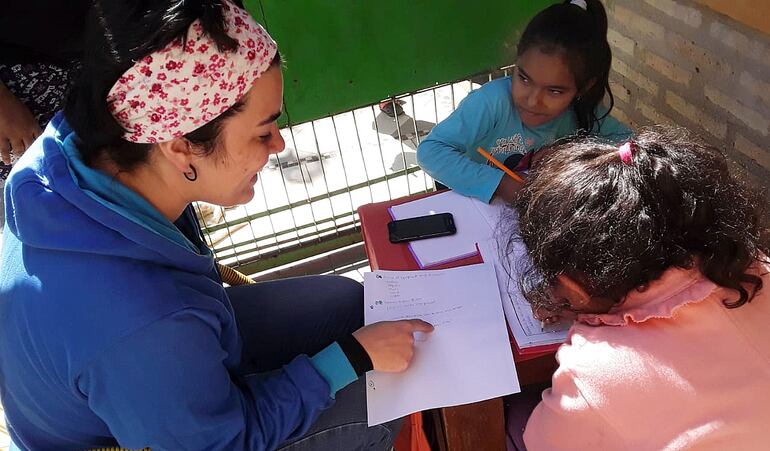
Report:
0,82,41,164
353,320,434,372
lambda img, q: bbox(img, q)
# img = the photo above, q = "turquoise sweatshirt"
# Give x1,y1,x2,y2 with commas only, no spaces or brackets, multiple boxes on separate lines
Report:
416,76,632,203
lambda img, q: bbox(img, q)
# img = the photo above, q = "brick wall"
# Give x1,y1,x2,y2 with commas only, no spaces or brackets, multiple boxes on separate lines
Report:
604,0,770,192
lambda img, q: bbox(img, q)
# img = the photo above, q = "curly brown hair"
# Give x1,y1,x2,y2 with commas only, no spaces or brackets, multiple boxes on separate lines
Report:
507,126,770,314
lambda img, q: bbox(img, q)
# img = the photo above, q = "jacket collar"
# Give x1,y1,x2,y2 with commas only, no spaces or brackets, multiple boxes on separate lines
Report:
577,266,718,326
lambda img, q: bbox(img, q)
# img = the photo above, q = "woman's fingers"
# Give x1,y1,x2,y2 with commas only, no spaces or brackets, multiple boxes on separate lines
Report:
0,139,12,164
353,319,434,373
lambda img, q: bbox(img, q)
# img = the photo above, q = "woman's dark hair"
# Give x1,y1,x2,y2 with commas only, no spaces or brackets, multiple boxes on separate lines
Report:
64,0,280,170
508,126,770,314
516,0,614,134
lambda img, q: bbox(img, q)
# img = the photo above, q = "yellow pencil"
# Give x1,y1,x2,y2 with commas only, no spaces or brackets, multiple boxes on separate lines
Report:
477,147,525,184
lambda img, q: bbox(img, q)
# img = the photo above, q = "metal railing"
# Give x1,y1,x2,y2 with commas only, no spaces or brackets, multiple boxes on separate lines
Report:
197,67,514,273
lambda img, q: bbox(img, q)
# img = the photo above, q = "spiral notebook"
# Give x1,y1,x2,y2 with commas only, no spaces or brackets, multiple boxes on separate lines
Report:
477,239,570,351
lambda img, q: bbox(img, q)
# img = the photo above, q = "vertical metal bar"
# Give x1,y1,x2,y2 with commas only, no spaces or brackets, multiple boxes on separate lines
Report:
215,205,243,267
234,203,263,260
351,110,374,204
266,132,302,241
330,114,357,229
310,120,340,235
408,93,431,192
430,86,444,192
390,97,412,195
370,104,393,200
194,202,217,255
256,175,279,248
287,126,322,236
432,86,440,124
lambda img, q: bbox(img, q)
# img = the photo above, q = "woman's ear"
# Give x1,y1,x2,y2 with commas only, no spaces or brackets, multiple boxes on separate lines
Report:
155,138,195,173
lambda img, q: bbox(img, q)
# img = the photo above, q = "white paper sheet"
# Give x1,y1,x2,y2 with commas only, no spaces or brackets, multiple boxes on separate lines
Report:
388,190,507,268
363,263,520,426
477,238,570,348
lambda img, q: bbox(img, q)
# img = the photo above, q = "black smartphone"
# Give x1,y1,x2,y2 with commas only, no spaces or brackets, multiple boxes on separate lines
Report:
388,213,456,243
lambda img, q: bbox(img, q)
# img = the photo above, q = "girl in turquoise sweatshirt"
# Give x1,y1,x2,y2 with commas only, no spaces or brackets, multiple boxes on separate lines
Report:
417,0,632,204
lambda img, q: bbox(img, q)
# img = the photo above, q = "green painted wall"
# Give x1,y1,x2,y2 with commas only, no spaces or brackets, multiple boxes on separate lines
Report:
244,1,553,126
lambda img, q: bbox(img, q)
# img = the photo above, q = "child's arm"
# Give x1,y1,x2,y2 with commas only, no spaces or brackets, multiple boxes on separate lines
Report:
494,176,524,204
522,345,626,450
416,90,505,204
524,338,628,451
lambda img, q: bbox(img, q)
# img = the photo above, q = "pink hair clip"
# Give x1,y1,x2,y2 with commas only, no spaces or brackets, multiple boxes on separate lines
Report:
618,141,636,165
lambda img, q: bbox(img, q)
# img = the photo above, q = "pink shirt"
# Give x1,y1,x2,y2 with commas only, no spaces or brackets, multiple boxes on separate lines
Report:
523,261,770,450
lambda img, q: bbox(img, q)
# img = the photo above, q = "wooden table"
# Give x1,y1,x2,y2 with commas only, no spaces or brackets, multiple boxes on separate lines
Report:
358,192,558,451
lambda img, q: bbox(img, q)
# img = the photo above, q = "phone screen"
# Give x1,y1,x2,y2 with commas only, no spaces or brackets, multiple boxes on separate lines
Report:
388,213,456,243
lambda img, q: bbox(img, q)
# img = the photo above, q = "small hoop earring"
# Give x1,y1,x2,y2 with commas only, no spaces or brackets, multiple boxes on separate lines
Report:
184,164,198,182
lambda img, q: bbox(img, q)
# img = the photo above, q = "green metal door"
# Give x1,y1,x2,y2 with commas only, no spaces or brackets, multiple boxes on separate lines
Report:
244,1,554,126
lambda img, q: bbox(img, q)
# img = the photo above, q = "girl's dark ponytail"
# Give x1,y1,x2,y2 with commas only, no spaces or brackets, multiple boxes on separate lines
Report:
583,0,609,39
517,0,615,134
574,0,613,134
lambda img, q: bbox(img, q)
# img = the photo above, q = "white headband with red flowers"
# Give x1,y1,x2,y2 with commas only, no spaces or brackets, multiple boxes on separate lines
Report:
106,0,277,143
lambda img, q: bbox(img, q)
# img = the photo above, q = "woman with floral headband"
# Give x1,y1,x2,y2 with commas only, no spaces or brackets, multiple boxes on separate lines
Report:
0,1,432,450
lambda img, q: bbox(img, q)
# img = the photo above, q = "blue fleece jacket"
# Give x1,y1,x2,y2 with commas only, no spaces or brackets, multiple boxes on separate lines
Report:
416,76,632,203
0,114,355,451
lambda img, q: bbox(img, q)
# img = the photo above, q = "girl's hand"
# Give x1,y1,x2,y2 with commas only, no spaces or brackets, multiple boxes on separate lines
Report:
0,82,42,164
494,176,524,204
533,306,562,325
353,320,434,372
